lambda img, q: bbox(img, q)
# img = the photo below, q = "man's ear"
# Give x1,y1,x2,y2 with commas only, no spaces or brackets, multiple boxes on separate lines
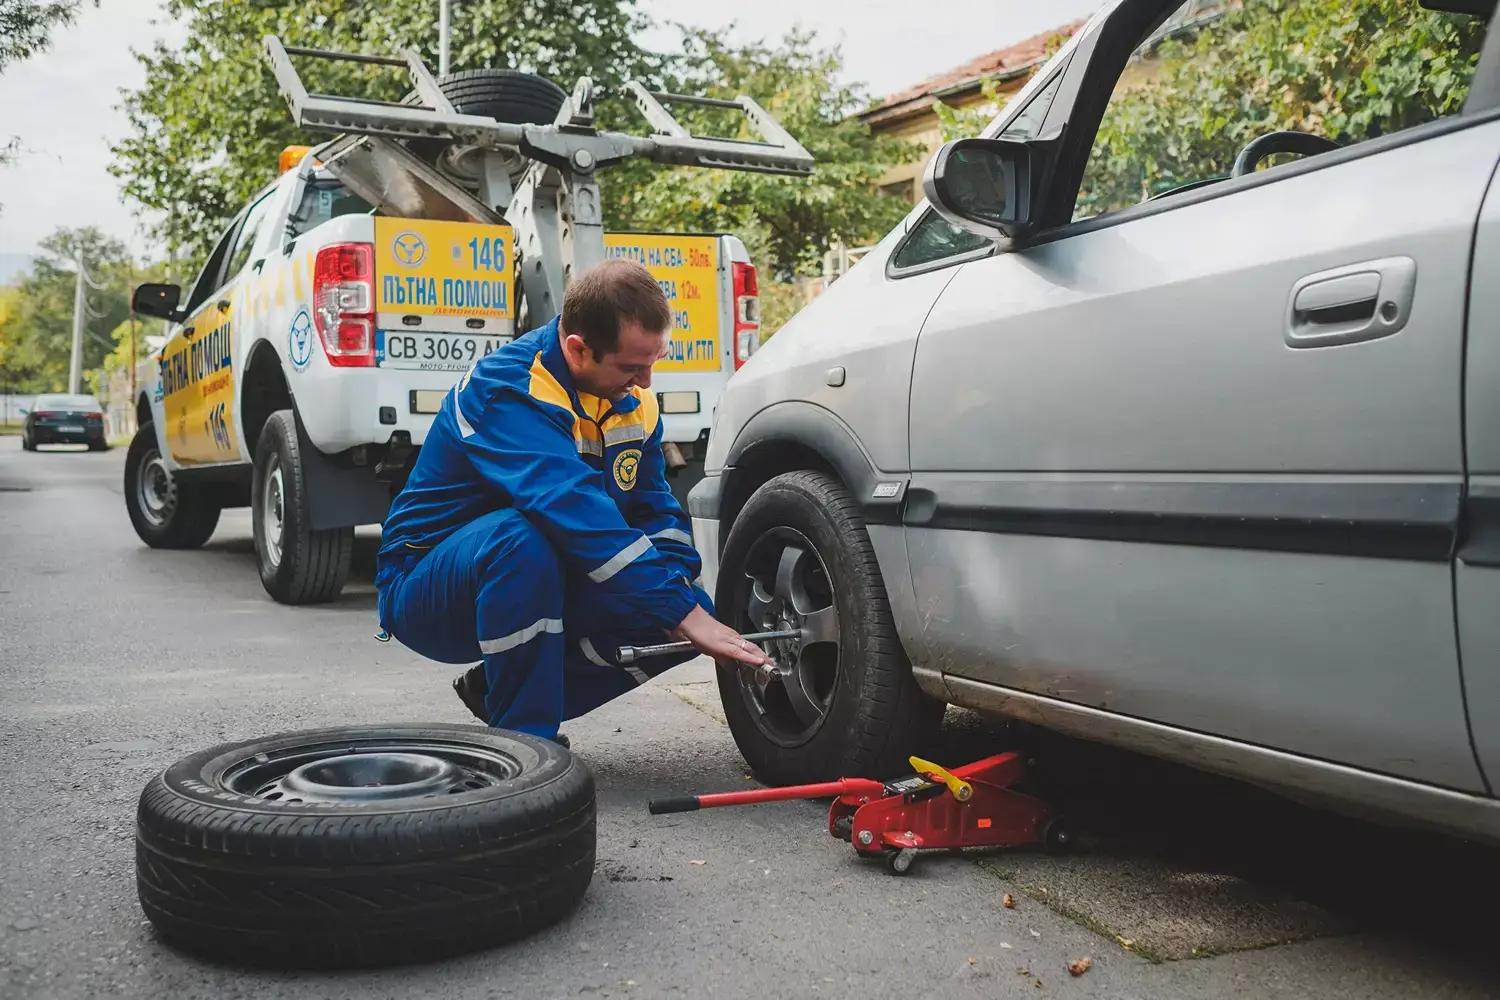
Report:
561,332,588,362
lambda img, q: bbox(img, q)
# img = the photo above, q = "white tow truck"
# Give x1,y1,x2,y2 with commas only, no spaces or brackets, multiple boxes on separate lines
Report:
125,40,809,604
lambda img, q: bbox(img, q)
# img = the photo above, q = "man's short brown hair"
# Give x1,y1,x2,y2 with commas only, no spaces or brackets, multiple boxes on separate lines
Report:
561,259,672,358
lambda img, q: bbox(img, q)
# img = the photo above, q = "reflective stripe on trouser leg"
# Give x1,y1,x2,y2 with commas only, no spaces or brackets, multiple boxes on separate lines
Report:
471,513,566,737
579,636,650,685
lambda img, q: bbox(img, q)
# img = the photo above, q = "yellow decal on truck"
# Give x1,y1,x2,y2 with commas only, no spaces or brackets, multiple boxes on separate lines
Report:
375,218,516,319
604,234,722,373
159,304,238,465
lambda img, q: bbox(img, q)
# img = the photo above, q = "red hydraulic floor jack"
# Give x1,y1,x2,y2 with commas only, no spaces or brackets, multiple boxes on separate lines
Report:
649,752,1070,874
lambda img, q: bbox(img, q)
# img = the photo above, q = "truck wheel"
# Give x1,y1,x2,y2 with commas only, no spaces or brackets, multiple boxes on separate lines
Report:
123,423,221,549
715,471,944,786
135,724,595,968
253,410,353,604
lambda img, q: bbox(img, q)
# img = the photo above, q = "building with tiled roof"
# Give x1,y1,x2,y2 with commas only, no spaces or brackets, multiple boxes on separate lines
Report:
857,21,1084,203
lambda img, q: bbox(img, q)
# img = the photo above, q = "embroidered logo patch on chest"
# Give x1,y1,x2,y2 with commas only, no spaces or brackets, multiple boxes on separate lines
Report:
612,448,642,491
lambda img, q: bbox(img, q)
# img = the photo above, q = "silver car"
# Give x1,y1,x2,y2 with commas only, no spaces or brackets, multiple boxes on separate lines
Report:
689,0,1500,842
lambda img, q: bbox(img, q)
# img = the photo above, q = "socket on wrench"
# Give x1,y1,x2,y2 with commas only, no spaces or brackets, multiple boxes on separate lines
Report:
616,629,803,684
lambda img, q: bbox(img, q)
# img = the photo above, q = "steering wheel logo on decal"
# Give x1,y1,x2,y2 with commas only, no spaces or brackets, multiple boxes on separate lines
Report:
392,231,427,267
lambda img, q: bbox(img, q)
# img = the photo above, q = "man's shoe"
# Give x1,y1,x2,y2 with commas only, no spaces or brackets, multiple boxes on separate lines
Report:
451,664,488,723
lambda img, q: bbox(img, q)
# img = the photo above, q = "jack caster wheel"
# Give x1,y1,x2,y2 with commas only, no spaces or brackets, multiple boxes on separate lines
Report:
1042,816,1073,854
886,847,917,875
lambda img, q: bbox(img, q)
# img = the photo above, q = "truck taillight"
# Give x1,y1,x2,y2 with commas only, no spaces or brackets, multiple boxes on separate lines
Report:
312,243,375,367
732,261,760,370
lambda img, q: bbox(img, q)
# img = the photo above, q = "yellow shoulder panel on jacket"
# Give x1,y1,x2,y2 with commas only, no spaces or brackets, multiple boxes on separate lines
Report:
527,352,573,412
635,386,660,437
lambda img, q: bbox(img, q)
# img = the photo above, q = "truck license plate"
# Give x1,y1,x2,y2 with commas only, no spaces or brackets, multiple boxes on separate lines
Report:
380,332,510,371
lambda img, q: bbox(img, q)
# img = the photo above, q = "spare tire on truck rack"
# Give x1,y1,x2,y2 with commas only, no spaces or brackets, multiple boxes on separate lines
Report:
134,724,595,968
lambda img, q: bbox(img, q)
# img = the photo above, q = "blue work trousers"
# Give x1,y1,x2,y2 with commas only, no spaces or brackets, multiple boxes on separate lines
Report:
376,508,704,738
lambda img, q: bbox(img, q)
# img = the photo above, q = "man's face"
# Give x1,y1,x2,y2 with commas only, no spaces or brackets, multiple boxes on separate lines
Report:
563,319,670,401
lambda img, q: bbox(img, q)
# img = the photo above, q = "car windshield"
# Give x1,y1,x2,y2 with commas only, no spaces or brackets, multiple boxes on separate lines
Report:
35,394,101,411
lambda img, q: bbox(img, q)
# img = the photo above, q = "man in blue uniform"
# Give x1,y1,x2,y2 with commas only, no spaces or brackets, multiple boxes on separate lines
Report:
375,259,768,744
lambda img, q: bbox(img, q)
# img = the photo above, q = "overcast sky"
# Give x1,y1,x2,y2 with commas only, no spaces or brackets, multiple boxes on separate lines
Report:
0,0,1101,265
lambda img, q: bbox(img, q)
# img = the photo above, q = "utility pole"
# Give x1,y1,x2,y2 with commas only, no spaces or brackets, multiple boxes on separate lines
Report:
439,0,451,76
68,250,85,395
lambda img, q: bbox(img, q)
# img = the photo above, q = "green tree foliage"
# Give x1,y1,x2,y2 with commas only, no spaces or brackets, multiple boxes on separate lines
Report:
0,0,86,71
0,227,132,393
603,27,917,278
112,0,662,261
1075,0,1486,217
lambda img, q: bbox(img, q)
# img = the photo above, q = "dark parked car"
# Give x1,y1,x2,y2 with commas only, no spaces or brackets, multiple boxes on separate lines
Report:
22,394,108,451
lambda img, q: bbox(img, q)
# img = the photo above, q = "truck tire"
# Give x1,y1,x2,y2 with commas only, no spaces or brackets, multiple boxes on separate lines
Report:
714,471,944,786
407,69,568,171
252,410,353,604
430,68,568,123
123,423,221,549
135,724,596,969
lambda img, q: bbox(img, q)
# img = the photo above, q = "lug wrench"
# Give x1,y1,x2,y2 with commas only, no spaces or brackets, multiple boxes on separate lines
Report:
617,629,803,683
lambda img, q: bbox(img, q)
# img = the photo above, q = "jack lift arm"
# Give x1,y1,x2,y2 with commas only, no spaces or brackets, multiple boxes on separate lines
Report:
650,753,1071,875
261,36,814,329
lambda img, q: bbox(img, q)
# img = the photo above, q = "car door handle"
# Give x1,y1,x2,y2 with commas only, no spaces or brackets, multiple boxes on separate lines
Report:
1285,256,1416,348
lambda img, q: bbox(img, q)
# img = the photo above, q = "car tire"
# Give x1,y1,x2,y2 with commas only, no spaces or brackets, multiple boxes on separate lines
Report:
88,441,109,452
135,723,596,969
123,423,221,548
252,409,353,605
715,470,944,786
21,433,34,451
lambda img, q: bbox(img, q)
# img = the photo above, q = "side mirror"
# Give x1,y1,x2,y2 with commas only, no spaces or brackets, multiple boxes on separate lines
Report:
132,283,186,323
922,137,1041,240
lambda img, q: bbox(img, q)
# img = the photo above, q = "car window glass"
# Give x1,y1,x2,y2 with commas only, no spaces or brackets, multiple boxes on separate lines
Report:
892,72,1062,272
182,223,239,315
288,177,373,242
223,192,274,283
1073,0,1489,222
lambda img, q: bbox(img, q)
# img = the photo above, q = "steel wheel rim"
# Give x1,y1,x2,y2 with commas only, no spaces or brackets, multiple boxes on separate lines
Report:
262,458,285,568
735,526,842,747
137,449,176,527
221,738,522,805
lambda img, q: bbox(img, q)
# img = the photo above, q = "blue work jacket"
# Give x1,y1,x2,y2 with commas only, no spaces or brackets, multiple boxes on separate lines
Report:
377,318,702,633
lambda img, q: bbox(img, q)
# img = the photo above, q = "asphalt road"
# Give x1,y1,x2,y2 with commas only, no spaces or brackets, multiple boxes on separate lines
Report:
2,437,1498,999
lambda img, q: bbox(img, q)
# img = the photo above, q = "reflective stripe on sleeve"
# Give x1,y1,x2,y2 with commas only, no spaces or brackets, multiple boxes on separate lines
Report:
586,535,653,584
479,617,563,655
453,384,477,438
650,528,693,547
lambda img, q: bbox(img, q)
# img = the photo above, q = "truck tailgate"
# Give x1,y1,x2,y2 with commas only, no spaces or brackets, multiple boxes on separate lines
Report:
373,217,517,370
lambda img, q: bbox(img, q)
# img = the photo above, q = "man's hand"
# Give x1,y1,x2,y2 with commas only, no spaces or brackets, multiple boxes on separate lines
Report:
672,605,773,668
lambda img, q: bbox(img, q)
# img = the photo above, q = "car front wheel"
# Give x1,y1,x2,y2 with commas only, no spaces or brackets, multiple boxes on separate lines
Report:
715,470,943,785
123,423,221,548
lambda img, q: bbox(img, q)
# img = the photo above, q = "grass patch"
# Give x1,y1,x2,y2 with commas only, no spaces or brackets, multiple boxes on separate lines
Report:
0,423,23,436
976,857,1170,964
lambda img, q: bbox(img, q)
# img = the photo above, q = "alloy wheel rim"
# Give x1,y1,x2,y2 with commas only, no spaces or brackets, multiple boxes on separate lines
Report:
735,526,842,747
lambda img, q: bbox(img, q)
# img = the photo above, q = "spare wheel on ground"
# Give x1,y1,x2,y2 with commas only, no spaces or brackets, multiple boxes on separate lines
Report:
135,723,595,968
